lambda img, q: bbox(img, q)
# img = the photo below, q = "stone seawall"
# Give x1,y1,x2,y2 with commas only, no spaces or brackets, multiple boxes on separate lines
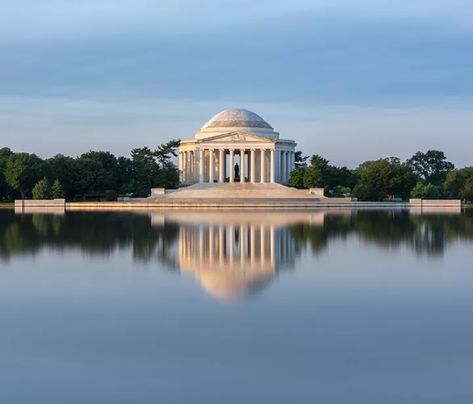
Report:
14,198,463,211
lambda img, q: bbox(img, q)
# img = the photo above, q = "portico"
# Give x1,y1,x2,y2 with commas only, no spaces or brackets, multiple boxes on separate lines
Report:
179,109,296,185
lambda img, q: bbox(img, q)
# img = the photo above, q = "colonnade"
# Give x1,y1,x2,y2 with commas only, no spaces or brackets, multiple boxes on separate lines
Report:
178,223,297,271
179,148,295,185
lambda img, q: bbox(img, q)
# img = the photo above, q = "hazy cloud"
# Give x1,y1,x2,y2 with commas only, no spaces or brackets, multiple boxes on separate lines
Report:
0,0,472,165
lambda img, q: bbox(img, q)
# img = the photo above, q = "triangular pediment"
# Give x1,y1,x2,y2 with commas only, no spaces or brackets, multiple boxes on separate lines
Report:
199,131,275,144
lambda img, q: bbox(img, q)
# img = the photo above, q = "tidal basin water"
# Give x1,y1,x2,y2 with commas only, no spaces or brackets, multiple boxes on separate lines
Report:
1,208,473,403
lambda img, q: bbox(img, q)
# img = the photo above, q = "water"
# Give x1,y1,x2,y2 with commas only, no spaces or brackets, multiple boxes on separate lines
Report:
1,208,473,403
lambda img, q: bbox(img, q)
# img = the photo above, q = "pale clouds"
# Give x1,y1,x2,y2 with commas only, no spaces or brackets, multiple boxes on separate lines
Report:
0,0,472,165
1,96,471,168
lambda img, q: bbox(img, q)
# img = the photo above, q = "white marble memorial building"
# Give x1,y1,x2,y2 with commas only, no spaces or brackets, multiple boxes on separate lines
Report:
179,109,296,185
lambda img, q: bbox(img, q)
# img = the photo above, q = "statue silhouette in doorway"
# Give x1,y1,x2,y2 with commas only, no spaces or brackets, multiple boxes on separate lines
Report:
234,162,240,181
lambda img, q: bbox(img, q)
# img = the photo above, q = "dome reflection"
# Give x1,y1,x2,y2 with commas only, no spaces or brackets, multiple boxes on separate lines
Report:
178,222,293,300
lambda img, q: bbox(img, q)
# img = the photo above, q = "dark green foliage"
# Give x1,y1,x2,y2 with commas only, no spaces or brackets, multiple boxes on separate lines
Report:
0,148,13,200
289,167,306,188
0,140,180,200
332,185,352,197
444,168,473,202
290,154,358,193
43,154,77,198
0,212,179,264
4,152,43,199
411,182,444,199
32,177,50,200
407,150,454,185
51,179,64,199
104,190,118,201
294,151,309,168
0,144,467,202
353,157,417,201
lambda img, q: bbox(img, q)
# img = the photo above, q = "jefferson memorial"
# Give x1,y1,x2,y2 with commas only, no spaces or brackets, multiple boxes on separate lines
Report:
178,109,296,185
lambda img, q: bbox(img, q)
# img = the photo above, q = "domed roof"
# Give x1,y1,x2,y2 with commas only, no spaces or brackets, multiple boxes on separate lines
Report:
201,108,273,130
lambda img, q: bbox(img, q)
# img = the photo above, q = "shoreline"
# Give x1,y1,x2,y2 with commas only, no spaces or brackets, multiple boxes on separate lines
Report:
9,198,464,211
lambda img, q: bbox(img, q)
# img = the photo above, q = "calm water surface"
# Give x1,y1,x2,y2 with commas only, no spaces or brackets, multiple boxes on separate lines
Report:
1,208,473,403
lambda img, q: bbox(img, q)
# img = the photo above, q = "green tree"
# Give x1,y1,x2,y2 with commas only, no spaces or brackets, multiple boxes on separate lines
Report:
116,156,134,194
444,168,473,202
333,185,352,197
153,139,180,189
32,177,50,200
289,167,306,188
130,141,180,196
301,154,357,192
5,153,43,199
411,182,443,199
303,155,330,189
353,157,417,201
0,147,13,200
407,150,454,185
43,154,77,198
294,151,309,169
153,139,180,167
131,147,160,196
462,178,473,202
51,179,64,199
77,151,117,193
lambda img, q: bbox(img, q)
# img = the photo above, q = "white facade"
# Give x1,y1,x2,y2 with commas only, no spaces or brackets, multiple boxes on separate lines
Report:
178,109,297,185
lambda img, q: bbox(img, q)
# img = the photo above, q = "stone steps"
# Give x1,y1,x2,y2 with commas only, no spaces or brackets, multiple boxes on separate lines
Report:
162,183,320,199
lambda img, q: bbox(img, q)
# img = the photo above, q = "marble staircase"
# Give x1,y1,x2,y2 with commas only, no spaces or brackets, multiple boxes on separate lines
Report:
159,183,323,199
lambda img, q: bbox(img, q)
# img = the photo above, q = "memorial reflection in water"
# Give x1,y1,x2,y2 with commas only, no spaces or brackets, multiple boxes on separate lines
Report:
174,215,298,299
2,207,472,301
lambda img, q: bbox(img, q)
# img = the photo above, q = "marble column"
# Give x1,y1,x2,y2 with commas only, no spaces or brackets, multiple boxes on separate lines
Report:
250,149,255,183
281,150,287,184
240,149,245,183
289,151,294,174
199,149,204,183
198,226,204,264
229,224,234,264
186,151,191,183
260,149,266,183
218,225,224,264
287,151,291,181
229,149,234,183
208,226,214,261
190,151,193,183
250,225,256,266
179,152,183,183
260,225,266,264
270,149,275,183
239,224,245,263
219,149,225,183
209,149,214,183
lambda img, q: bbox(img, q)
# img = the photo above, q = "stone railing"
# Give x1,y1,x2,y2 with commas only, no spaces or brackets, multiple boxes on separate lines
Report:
150,188,166,197
409,199,462,207
14,199,66,214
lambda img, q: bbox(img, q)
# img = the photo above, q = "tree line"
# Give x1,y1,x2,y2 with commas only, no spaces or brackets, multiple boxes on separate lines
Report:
1,143,472,202
0,140,180,201
289,150,473,202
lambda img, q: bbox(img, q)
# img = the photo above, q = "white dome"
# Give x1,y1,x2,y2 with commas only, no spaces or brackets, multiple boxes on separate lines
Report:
201,108,273,130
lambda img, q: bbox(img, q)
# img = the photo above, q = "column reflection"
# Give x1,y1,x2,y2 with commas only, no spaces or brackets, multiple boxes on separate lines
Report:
177,219,296,300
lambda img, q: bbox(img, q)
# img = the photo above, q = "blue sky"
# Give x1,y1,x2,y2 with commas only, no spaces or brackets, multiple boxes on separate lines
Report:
1,0,472,167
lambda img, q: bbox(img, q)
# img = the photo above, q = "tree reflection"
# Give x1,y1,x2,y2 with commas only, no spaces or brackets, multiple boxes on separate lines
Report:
290,210,473,256
0,211,178,265
1,210,473,265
